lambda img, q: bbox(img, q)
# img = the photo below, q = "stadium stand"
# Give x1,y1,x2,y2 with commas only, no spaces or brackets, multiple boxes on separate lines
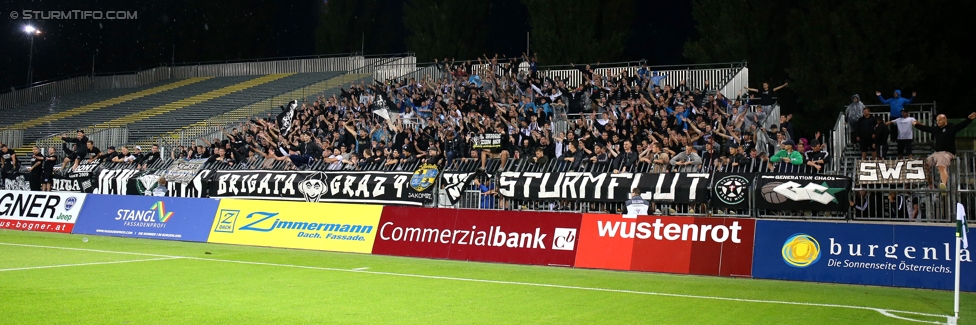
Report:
1,53,973,223
0,78,209,129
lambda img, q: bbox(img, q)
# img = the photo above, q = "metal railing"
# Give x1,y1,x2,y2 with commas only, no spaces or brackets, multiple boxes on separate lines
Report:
0,129,24,149
34,127,128,153
23,58,400,154
831,103,937,147
147,73,373,150
540,64,745,91
831,152,973,223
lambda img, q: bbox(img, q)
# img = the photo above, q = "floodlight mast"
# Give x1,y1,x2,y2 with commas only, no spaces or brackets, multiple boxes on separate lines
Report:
24,25,41,85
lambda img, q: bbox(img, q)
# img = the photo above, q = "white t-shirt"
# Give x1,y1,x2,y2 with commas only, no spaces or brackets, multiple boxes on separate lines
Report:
327,155,343,170
626,204,648,216
893,117,916,140
625,196,650,215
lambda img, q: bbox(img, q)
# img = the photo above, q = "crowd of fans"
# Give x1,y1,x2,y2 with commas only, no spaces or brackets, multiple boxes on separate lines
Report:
26,55,953,197
6,54,976,220
13,54,959,200
155,53,832,175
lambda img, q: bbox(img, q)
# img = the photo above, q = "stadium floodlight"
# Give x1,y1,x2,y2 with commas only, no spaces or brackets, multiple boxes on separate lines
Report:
23,25,40,85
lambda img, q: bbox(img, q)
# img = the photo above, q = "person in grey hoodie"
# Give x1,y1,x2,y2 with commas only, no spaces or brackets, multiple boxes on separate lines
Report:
846,94,866,136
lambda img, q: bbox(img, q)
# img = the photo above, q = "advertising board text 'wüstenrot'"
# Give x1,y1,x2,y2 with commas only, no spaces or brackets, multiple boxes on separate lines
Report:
574,214,755,276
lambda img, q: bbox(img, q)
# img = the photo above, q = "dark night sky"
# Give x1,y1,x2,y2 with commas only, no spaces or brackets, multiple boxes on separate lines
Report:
0,0,694,91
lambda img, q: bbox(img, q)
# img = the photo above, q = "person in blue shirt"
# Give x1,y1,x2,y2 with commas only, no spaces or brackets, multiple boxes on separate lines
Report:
468,74,483,88
876,89,916,119
472,177,496,209
637,64,650,80
666,104,692,130
650,71,668,87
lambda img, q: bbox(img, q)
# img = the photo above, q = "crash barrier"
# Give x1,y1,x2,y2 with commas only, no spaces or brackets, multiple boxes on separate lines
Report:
3,189,971,291
2,160,864,220
8,151,975,222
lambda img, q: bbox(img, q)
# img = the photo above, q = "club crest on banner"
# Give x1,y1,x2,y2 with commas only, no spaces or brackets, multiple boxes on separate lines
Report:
715,175,748,205
410,164,439,192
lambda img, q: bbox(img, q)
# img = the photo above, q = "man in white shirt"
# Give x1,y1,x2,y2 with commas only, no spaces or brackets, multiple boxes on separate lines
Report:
150,177,168,197
886,116,916,159
625,188,649,216
325,148,343,170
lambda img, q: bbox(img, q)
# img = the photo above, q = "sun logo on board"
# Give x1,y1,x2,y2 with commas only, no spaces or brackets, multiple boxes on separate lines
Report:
782,233,820,268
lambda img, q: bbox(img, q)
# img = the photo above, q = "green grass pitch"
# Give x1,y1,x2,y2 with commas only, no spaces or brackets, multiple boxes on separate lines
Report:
1,229,973,324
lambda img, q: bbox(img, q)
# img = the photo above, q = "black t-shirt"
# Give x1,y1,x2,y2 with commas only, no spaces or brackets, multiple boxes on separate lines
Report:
100,152,118,162
43,153,58,171
1,149,15,165
500,133,515,152
759,89,774,106
30,152,43,173
356,136,369,155
86,147,101,160
741,139,756,154
142,152,161,165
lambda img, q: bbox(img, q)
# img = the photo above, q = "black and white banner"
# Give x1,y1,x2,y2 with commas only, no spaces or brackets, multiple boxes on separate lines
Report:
207,170,435,206
276,100,299,136
755,174,851,211
856,159,927,185
94,169,141,195
2,172,31,191
494,172,710,203
441,172,479,205
42,161,101,193
712,173,754,209
159,159,208,183
471,133,502,149
131,169,213,198
60,162,101,178
165,169,212,198
51,173,96,193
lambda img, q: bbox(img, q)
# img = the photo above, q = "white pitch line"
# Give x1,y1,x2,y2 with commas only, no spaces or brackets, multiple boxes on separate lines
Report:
0,242,950,324
0,257,181,272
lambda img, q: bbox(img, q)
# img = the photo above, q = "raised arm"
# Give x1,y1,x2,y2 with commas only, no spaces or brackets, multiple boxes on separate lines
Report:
912,120,936,133
950,112,976,133
876,91,890,104
773,82,788,92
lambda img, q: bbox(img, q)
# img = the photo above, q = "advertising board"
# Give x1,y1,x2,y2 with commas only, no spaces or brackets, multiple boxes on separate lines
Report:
207,199,382,253
574,214,755,277
0,190,87,233
72,194,218,242
752,220,974,291
372,206,582,267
